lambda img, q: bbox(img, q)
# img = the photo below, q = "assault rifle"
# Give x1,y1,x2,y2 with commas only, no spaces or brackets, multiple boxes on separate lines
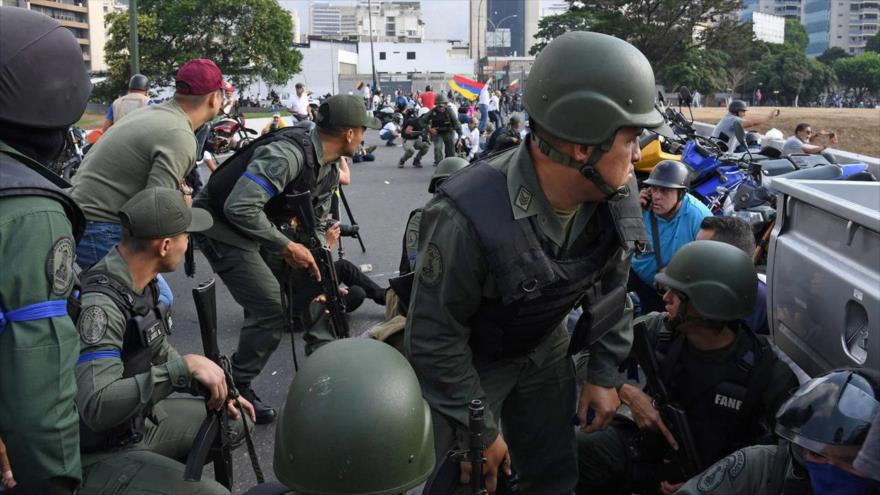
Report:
185,279,263,488
631,320,703,480
424,400,519,495
283,191,350,340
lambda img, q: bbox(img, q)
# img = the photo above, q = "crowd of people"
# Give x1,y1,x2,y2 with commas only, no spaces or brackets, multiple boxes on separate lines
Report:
1,6,879,495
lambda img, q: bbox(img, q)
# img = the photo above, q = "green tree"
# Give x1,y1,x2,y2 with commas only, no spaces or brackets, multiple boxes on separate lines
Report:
658,49,729,95
529,0,744,68
746,44,819,105
817,46,851,66
783,18,808,52
96,0,301,102
866,32,880,53
530,9,591,55
834,52,880,100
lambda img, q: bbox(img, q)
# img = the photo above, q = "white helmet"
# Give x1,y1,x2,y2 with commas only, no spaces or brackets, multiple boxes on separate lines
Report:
764,128,784,141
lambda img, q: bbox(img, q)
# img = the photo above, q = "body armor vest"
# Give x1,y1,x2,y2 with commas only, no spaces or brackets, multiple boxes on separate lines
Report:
657,326,776,467
111,93,149,123
74,271,171,453
204,124,336,228
438,161,646,360
430,108,455,132
0,150,85,241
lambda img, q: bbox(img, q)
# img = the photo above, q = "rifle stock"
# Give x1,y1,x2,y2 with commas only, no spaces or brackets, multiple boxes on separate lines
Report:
632,321,703,479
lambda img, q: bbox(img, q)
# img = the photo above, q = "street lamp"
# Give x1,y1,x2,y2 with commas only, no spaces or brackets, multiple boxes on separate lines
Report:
367,0,378,95
129,0,139,74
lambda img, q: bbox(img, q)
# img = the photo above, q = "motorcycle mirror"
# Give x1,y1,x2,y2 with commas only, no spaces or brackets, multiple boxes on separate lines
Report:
657,91,666,105
677,86,692,105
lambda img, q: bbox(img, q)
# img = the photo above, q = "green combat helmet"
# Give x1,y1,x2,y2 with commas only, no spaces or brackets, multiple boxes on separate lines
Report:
429,156,469,193
654,240,757,326
273,339,434,494
434,92,449,105
523,31,666,200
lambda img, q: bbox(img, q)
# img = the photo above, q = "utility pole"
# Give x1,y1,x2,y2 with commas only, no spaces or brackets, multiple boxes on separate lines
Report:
129,0,139,75
367,0,378,94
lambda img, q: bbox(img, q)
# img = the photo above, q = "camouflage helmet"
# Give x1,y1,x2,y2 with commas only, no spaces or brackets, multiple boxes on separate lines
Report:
435,92,449,105
429,156,469,193
523,31,664,201
273,339,434,494
654,240,757,322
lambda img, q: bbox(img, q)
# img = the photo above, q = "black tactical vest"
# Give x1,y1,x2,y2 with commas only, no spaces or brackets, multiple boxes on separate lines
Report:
438,160,647,360
74,271,171,453
657,326,776,467
0,150,85,241
204,124,336,228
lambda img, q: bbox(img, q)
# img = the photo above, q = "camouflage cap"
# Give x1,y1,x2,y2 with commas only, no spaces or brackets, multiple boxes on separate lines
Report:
316,94,382,129
119,187,212,239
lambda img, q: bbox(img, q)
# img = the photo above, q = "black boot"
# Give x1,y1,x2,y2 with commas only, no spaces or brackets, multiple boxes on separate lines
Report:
238,385,277,425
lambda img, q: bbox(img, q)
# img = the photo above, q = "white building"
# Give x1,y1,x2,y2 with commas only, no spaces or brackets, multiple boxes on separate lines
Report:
290,9,302,43
356,41,474,75
357,0,424,42
310,1,358,38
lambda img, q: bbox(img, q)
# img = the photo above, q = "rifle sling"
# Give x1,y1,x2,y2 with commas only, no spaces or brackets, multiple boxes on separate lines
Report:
236,397,265,484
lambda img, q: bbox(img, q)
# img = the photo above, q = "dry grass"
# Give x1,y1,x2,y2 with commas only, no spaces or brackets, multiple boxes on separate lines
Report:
76,112,105,130
689,107,880,158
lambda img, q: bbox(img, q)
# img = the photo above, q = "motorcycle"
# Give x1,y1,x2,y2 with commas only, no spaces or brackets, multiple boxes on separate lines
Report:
209,110,258,154
52,126,88,180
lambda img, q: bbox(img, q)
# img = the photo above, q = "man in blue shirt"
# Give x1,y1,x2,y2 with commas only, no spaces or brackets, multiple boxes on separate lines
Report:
630,160,712,313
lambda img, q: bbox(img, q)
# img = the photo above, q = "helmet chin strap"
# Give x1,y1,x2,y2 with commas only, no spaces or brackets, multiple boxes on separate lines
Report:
531,133,629,201
667,298,726,332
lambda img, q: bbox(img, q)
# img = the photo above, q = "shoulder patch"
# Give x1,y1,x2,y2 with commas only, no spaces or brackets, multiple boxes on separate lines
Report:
78,306,109,345
46,237,75,296
419,243,444,288
697,453,736,492
266,159,288,180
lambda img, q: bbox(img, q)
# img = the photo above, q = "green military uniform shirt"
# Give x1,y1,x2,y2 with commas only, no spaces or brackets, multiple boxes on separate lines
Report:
194,128,337,251
405,141,634,443
71,100,197,223
75,248,191,433
0,194,81,486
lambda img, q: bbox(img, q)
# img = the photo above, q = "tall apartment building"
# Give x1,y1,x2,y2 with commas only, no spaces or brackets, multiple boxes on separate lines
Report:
356,0,423,42
1,0,114,70
745,0,879,56
310,1,358,39
290,9,302,43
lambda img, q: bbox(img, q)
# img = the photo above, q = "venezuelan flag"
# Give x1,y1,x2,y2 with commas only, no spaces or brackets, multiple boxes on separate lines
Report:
449,75,487,100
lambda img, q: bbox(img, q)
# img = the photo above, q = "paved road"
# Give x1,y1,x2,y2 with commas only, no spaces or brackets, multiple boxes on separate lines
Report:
165,127,437,492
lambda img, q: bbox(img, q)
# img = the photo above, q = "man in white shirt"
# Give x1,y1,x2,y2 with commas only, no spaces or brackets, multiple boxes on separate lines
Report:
462,118,481,161
380,113,403,146
488,90,501,129
287,82,313,121
477,78,492,133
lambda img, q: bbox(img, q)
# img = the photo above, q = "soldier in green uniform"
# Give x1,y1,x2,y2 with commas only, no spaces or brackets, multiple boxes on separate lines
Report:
193,95,382,423
405,31,668,492
676,368,880,495
368,157,471,352
421,92,462,166
0,8,91,493
242,338,435,495
75,187,255,494
577,241,799,494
